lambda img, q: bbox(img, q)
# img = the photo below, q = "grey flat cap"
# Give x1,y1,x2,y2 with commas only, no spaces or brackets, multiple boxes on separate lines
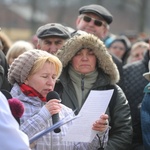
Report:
79,4,113,24
36,23,71,39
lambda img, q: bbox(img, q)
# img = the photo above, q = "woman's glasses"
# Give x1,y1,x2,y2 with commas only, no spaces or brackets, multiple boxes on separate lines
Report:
81,15,106,27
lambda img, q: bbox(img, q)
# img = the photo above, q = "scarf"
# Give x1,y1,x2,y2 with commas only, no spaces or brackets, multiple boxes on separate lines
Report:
19,84,46,102
68,65,98,108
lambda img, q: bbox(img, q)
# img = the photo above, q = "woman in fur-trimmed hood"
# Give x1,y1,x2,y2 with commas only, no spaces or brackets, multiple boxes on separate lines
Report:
56,32,119,84
55,32,132,150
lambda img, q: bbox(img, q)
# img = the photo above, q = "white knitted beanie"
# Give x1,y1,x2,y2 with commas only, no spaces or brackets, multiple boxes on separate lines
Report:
8,49,51,84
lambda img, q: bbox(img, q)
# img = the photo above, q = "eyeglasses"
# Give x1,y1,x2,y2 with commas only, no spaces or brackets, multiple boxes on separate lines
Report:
81,15,106,27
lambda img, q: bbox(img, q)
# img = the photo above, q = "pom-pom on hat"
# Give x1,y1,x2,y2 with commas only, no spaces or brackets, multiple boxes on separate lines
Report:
79,4,113,24
8,49,51,84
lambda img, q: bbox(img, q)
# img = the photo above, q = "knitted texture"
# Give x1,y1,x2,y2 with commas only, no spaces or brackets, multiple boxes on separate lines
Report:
8,49,51,84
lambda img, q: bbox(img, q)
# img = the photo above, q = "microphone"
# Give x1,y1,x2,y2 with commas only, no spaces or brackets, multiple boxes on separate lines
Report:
8,98,24,125
46,91,61,133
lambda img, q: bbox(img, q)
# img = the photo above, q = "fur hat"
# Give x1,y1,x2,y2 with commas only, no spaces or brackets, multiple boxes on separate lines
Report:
79,4,113,24
8,49,51,84
36,23,71,39
56,32,119,84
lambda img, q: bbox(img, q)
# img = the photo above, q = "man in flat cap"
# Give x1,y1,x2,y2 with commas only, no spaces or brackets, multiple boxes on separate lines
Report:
75,4,124,90
36,23,71,54
75,4,133,150
76,4,112,40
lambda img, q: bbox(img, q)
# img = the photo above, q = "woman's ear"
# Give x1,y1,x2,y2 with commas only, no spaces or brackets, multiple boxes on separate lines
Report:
24,79,28,85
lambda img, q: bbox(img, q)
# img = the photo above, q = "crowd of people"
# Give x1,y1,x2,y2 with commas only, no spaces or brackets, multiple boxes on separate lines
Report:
0,3,150,150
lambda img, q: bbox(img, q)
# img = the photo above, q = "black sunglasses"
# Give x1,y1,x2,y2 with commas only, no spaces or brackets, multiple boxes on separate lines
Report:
82,15,105,27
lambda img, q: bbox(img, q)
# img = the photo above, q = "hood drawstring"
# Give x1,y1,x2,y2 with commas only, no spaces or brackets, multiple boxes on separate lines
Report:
81,75,85,91
81,75,85,105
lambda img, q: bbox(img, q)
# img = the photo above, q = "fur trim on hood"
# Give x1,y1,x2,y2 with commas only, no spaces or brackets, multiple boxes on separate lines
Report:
56,33,120,84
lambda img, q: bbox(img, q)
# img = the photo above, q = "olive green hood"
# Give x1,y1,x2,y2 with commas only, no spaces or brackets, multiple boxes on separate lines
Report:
56,32,120,84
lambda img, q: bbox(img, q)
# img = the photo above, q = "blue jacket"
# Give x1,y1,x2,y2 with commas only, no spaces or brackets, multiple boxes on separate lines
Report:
141,83,150,150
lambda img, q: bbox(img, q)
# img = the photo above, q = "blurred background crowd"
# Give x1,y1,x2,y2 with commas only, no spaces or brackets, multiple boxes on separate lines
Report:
0,0,150,42
0,0,150,150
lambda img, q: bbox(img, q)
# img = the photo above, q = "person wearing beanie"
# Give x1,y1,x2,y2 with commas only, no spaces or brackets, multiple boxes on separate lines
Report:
107,35,131,65
8,49,109,150
75,4,124,90
55,32,132,150
36,23,71,54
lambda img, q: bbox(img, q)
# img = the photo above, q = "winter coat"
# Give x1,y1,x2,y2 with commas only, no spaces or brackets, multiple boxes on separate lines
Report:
0,50,11,91
141,83,150,150
123,50,149,147
55,33,132,150
11,83,108,150
111,53,124,90
0,91,30,150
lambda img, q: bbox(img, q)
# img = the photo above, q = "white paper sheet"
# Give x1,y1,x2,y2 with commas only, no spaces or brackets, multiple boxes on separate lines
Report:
63,89,114,143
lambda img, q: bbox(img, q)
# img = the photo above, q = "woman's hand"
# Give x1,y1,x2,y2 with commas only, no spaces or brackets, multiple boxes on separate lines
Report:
45,99,62,115
92,114,109,132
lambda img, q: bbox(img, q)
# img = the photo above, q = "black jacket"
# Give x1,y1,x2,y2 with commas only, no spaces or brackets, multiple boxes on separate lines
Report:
0,50,11,91
123,50,149,146
55,33,132,150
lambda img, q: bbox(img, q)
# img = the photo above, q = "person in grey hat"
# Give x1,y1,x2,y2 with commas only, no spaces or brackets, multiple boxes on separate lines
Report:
75,4,124,91
76,4,112,40
36,23,71,54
